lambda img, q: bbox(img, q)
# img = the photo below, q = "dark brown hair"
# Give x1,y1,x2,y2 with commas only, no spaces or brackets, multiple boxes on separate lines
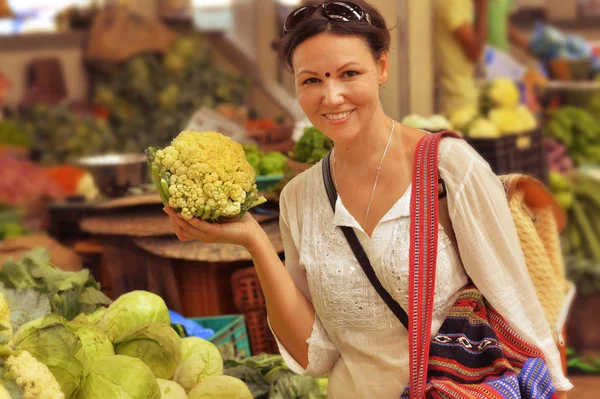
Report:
278,0,391,69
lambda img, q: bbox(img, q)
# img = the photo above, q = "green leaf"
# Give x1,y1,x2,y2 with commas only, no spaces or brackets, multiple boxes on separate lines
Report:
0,283,51,332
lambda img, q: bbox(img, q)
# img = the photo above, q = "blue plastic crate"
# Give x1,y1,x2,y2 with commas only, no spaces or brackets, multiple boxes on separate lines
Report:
192,315,250,358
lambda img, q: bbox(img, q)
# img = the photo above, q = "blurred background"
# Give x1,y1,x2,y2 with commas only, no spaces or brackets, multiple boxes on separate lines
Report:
0,0,599,396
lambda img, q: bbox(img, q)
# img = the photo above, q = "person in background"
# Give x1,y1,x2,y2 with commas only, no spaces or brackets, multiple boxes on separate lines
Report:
434,0,488,115
487,0,531,53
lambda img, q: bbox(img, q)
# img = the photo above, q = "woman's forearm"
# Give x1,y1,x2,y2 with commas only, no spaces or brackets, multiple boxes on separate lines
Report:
247,228,315,368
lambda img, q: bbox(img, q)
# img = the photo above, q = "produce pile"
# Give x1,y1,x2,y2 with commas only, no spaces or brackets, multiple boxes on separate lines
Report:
401,114,452,132
146,130,266,221
91,34,251,153
551,170,600,295
223,353,328,399
450,78,539,139
18,104,117,166
290,126,333,165
0,248,255,398
243,144,288,177
544,106,600,167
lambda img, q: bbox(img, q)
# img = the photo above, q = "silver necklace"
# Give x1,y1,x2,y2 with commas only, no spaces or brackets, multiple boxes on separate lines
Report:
332,119,396,227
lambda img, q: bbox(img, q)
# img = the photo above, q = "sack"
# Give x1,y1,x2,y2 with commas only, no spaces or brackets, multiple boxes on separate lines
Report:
321,131,568,398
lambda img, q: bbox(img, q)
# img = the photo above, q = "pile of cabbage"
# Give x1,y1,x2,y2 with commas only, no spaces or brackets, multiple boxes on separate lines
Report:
0,249,252,399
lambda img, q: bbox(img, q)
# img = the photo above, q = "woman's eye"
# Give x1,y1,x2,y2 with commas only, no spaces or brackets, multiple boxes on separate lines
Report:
342,71,359,78
302,78,320,85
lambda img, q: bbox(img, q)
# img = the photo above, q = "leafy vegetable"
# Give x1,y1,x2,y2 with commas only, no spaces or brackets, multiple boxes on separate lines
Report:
12,314,83,398
291,127,333,165
0,248,111,321
173,337,223,392
224,354,328,399
157,379,187,398
188,375,253,399
67,321,114,373
77,355,161,399
100,290,169,342
113,322,182,379
0,283,51,333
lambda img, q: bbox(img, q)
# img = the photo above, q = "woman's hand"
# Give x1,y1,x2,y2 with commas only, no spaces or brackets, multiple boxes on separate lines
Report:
163,206,261,248
557,392,568,399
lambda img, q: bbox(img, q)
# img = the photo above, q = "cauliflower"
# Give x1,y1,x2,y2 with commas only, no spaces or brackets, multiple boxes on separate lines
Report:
0,293,11,357
147,131,266,221
450,105,479,132
2,350,65,399
467,118,500,139
487,78,521,109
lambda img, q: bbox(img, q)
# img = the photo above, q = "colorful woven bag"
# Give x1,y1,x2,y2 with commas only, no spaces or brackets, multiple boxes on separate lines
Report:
321,131,560,399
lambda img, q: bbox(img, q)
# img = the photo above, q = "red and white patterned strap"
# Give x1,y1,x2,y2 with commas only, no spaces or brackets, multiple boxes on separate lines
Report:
408,131,462,398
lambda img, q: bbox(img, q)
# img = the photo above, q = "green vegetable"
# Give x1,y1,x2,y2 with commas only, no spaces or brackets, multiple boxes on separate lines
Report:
146,131,266,221
157,379,187,398
100,290,170,342
0,120,31,148
260,152,287,176
113,322,182,379
0,248,111,321
188,375,253,399
224,354,328,399
77,355,161,399
68,321,114,372
0,283,51,333
72,306,106,326
12,314,83,398
292,127,333,164
173,337,223,392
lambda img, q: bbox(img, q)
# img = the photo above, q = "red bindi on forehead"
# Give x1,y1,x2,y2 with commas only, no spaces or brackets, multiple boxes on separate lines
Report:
325,72,331,77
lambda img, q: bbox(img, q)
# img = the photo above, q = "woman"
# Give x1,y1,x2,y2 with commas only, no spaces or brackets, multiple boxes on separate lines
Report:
165,1,572,397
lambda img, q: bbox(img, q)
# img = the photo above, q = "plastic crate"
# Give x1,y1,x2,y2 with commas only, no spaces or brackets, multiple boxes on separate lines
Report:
192,315,251,358
466,127,548,185
231,267,279,355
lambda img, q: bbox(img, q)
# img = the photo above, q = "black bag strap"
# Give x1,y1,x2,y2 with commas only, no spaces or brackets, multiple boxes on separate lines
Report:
322,152,409,330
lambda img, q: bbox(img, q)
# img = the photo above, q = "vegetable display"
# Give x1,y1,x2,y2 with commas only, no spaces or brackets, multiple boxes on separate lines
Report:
450,78,539,139
0,249,257,398
553,170,600,294
291,126,333,165
545,106,600,166
146,130,266,221
243,145,288,177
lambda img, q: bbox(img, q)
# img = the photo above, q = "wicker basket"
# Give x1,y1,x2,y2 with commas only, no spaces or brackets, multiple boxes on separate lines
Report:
231,267,279,355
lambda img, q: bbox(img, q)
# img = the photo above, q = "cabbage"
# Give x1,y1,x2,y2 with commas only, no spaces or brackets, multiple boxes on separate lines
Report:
100,290,170,342
157,379,187,399
401,114,430,130
12,314,83,398
427,114,452,131
68,321,114,372
78,355,160,399
188,375,253,399
173,337,224,392
72,306,106,326
113,322,181,379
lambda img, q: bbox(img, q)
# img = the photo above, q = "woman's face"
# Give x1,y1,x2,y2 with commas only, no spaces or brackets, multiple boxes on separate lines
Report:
292,32,388,144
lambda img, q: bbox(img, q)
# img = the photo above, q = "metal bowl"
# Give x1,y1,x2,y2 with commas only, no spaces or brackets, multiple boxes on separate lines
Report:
75,153,148,197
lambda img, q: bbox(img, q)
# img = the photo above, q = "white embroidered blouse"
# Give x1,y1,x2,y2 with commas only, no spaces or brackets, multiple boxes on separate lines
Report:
271,137,573,398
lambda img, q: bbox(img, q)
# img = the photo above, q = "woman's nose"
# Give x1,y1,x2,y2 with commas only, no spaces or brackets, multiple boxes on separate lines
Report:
322,81,345,107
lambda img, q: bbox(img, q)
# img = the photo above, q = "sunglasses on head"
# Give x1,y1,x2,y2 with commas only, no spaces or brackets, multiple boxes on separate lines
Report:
283,1,372,35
